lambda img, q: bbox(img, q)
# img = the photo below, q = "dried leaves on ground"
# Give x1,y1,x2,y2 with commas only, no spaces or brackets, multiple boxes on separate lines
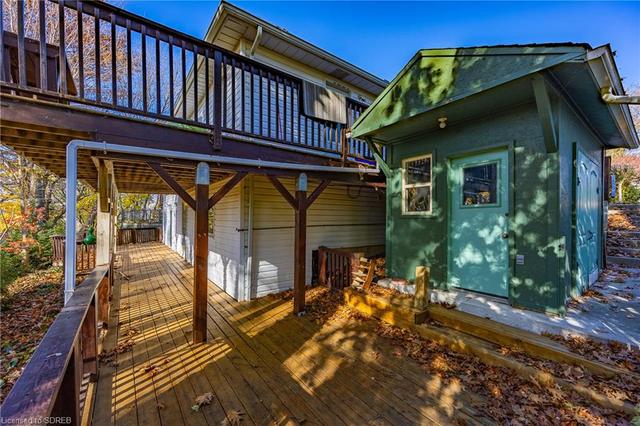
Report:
608,211,638,231
0,268,63,402
298,285,635,424
374,322,632,424
191,392,215,411
220,409,244,425
542,332,640,374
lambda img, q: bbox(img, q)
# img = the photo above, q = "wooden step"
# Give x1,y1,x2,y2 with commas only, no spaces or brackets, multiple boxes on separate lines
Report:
344,287,427,329
422,305,638,380
607,256,640,267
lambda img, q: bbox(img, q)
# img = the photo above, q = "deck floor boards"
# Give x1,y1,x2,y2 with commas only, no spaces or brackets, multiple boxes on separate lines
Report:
92,242,488,425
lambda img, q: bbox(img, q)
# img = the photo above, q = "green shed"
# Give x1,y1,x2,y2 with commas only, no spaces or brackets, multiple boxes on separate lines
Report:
351,44,638,314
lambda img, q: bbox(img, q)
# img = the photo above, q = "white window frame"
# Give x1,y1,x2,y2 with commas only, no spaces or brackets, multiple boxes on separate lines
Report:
402,153,433,215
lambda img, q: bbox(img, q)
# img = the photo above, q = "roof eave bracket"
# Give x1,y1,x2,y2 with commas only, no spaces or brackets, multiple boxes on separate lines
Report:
532,74,559,153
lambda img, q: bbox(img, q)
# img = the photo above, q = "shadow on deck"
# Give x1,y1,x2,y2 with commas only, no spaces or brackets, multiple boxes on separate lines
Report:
94,242,484,425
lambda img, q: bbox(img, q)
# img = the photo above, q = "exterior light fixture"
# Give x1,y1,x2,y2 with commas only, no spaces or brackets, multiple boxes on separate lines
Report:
438,117,448,129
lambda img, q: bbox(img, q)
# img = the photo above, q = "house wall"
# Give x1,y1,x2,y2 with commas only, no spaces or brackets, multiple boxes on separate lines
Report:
557,99,604,300
162,176,385,300
162,180,244,299
250,176,385,298
385,102,567,313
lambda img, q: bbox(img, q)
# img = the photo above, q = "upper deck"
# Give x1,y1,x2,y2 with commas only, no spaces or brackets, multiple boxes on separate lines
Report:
0,0,381,193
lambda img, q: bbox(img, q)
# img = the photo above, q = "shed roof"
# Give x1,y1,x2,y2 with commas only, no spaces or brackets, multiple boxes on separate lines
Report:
351,44,638,149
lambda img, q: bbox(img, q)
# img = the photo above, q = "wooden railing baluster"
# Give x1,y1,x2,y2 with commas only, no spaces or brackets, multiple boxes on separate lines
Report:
111,13,117,106
181,40,186,119
231,58,236,130
141,24,147,112
193,46,198,122
16,0,26,86
58,1,67,94
213,49,222,149
204,48,210,125
126,19,132,108
38,0,47,90
168,35,174,116
94,6,101,102
155,30,160,114
77,1,84,97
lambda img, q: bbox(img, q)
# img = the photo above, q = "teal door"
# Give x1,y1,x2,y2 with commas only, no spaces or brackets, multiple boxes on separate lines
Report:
449,150,509,297
576,150,600,293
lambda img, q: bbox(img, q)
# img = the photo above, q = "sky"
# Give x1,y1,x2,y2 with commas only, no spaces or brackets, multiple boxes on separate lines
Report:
122,1,640,88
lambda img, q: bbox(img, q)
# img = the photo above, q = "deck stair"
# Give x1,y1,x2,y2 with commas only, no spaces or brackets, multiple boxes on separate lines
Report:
607,204,640,267
352,257,375,290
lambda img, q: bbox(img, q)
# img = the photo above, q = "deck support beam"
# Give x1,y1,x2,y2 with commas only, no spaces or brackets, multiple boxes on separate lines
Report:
193,162,209,343
268,175,330,314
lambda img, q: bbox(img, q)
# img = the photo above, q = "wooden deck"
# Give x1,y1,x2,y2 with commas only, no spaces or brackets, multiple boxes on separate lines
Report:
92,243,486,425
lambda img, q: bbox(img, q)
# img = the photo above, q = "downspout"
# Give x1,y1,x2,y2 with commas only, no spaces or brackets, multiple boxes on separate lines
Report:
600,87,640,104
64,142,78,304
63,139,378,301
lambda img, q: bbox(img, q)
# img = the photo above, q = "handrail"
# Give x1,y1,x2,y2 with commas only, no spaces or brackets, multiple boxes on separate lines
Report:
0,263,112,424
0,0,377,161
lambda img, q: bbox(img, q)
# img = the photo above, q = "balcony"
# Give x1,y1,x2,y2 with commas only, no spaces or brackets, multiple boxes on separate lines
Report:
0,0,376,163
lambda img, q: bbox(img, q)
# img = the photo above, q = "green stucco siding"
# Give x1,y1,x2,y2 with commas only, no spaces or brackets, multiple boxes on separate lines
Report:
557,99,604,301
385,102,567,313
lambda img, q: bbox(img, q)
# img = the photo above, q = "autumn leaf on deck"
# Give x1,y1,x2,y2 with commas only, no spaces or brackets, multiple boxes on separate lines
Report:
191,392,215,411
221,409,244,425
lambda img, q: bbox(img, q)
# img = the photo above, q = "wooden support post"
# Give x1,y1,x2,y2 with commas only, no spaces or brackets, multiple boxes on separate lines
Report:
414,266,430,310
294,174,307,315
193,162,209,343
267,176,330,315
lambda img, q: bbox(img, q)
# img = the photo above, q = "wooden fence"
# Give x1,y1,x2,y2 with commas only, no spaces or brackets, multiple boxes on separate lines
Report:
117,227,161,245
317,245,385,290
51,236,96,273
0,263,112,424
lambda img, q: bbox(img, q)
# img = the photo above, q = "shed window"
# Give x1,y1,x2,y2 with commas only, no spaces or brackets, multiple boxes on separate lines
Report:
402,155,432,214
462,162,498,206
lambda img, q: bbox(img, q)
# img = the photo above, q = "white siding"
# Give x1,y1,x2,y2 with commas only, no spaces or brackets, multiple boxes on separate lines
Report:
162,176,385,300
207,180,243,300
162,181,244,300
250,176,385,298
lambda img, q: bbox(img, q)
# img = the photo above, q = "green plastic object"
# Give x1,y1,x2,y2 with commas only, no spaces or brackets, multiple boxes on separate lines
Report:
83,227,97,245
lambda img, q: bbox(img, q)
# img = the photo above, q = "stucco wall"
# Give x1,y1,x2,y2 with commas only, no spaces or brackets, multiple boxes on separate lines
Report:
385,102,568,313
557,99,604,301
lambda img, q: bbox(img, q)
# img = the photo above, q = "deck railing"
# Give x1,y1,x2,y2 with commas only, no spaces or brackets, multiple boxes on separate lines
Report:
0,0,378,162
117,226,160,245
51,235,96,273
0,263,112,424
118,208,162,225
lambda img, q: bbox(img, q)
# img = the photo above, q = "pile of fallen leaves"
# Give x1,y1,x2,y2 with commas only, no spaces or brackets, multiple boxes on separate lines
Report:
542,332,640,374
364,283,413,301
0,268,64,402
608,211,637,231
375,322,630,424
304,286,365,325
